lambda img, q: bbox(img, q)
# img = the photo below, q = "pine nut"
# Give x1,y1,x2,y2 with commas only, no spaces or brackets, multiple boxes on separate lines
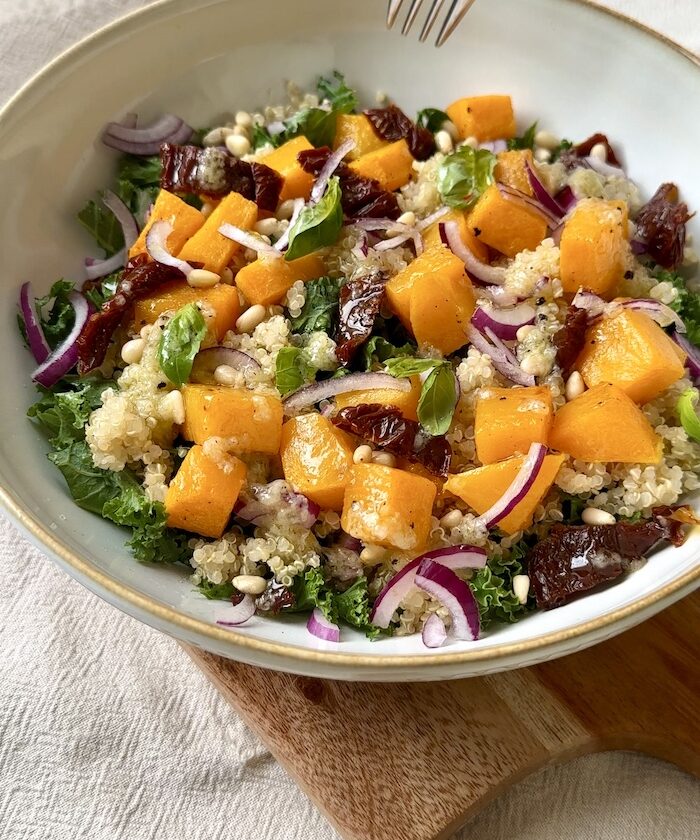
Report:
534,148,551,163
235,304,266,333
161,389,185,425
520,355,544,376
255,218,280,237
225,133,251,157
565,370,585,401
513,574,530,605
276,199,297,220
360,544,386,564
187,268,220,289
435,130,454,154
375,90,388,105
516,325,535,342
590,142,607,162
534,130,560,151
353,444,373,464
121,338,146,365
213,364,239,386
235,110,253,128
231,125,249,138
582,507,616,526
232,574,267,595
200,201,215,219
220,267,234,285
397,210,416,227
203,126,234,146
441,119,460,142
463,135,479,149
372,452,396,468
440,509,463,529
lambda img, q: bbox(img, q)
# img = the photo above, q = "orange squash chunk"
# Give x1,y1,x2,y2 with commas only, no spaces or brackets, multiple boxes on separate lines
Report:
235,253,325,306
549,383,662,464
576,309,685,404
165,445,246,538
334,375,422,421
422,209,490,262
129,190,205,258
181,385,283,453
262,136,315,201
494,149,535,196
467,184,548,257
333,114,389,160
178,192,258,274
475,386,554,464
341,463,437,552
445,453,565,535
132,282,241,343
409,264,476,355
560,198,628,298
280,414,356,511
348,139,414,192
445,95,516,142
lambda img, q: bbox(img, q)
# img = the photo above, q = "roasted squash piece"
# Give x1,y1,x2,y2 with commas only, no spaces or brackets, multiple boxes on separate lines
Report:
280,414,356,511
348,139,414,192
494,149,535,196
165,444,247,538
262,136,315,202
422,209,490,262
467,184,548,257
559,198,628,298
445,95,516,142
576,309,685,404
129,190,205,258
341,463,437,552
444,453,565,535
475,386,554,464
333,114,389,160
334,375,422,421
549,383,662,464
181,385,283,453
409,265,476,355
234,253,325,306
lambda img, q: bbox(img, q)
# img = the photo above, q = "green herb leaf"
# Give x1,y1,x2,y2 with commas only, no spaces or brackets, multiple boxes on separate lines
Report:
317,71,358,114
288,567,338,623
417,364,458,436
551,138,573,161
117,154,162,187
560,493,587,524
383,356,443,377
285,176,343,261
416,107,450,133
437,146,496,209
197,579,237,600
282,108,338,149
158,303,208,387
33,280,78,349
335,576,379,639
360,335,416,370
678,388,700,442
290,276,342,334
251,123,279,150
275,346,316,397
48,440,127,515
470,554,527,627
84,271,120,310
655,269,700,347
77,199,125,257
507,121,538,151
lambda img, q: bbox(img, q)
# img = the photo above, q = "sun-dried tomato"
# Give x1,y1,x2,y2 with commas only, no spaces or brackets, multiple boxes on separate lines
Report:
364,104,435,161
635,183,691,270
332,404,452,477
336,269,387,364
255,580,296,614
76,255,185,374
574,133,621,166
553,306,588,374
250,161,284,213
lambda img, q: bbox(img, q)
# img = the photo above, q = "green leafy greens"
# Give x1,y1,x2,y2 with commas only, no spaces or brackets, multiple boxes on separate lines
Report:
317,71,358,114
416,107,450,133
677,388,700,442
551,138,573,161
275,346,317,397
158,303,208,387
360,335,416,370
657,270,700,347
288,568,379,639
285,176,343,261
290,276,342,334
507,121,538,150
437,146,496,209
470,547,529,627
383,357,458,436
32,280,77,349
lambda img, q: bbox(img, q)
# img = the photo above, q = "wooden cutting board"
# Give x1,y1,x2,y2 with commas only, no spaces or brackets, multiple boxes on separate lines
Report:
184,593,699,840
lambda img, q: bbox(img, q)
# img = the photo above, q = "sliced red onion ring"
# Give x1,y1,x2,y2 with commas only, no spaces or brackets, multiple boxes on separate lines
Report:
672,331,700,381
307,607,340,643
630,239,647,256
477,286,521,307
19,282,51,364
418,545,488,570
441,221,506,286
103,189,139,249
218,223,281,258
476,442,547,529
550,220,565,246
350,217,411,232
466,324,535,387
417,206,450,231
31,292,90,387
145,220,193,275
102,113,193,155
571,289,608,319
555,186,577,213
415,559,480,641
621,298,686,332
283,490,320,528
525,163,566,219
216,594,256,627
84,248,127,281
497,184,560,228
274,198,305,252
583,155,624,177
471,302,536,340
191,347,261,383
283,372,411,412
373,231,417,252
422,613,447,648
311,139,355,203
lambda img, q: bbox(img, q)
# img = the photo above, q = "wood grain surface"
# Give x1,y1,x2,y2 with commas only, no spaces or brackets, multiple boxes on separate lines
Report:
184,594,699,840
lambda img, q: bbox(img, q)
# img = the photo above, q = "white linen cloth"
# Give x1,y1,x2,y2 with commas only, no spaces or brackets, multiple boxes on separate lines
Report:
0,2,698,838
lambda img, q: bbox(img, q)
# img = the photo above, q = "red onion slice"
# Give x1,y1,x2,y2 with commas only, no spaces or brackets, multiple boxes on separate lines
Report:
274,198,305,252
583,155,624,177
571,289,607,320
350,217,407,232
19,282,51,364
283,372,411,412
471,302,536,341
102,189,139,250
620,298,686,333
218,223,281,258
84,248,127,281
337,531,363,553
102,113,192,155
311,138,355,203
307,607,341,643
235,482,319,528
190,347,261,383
417,206,450,231
422,613,447,648
351,230,369,260
672,331,700,381
419,545,488,570
373,231,415,251
441,221,506,286
216,594,256,627
497,184,560,228
466,324,535,387
146,220,193,275
525,163,566,219
476,442,547,529
555,186,577,213
477,286,521,307
31,292,90,387
415,559,480,641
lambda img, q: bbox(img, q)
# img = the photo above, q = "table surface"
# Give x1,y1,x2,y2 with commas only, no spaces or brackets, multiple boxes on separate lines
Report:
1,2,698,839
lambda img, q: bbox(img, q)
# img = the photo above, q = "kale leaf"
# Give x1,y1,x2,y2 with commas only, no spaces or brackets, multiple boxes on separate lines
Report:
317,71,358,114
290,276,342,334
507,121,538,151
33,280,78,349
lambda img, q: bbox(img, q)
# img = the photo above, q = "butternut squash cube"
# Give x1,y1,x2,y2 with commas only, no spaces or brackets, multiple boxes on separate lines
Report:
409,264,476,355
467,184,548,257
178,191,258,274
445,453,565,535
333,375,422,421
559,198,628,298
445,95,516,142
341,463,437,552
494,149,535,196
348,139,414,192
129,189,205,258
234,253,325,306
475,386,554,464
280,414,356,511
181,385,283,453
549,383,662,464
165,445,247,538
576,309,685,405
422,209,490,262
333,114,389,160
262,136,315,202
132,282,241,343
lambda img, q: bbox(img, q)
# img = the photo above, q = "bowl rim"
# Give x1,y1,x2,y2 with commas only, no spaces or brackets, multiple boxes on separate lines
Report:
1,0,698,671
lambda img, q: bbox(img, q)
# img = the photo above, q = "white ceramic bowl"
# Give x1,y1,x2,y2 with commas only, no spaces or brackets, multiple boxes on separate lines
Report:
1,0,698,681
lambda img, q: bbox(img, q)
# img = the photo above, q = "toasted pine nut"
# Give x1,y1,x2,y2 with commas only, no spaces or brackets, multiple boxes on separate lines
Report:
582,507,616,526
121,338,145,365
534,148,551,163
513,574,530,605
463,135,479,149
255,218,280,237
590,142,607,161
232,574,267,595
565,371,585,401
161,390,185,425
440,509,463,529
353,445,373,464
220,267,234,285
235,304,266,333
372,452,396,468
213,365,239,386
276,199,297,220
435,130,454,154
534,130,560,151
225,133,251,157
235,111,253,128
516,325,535,342
187,268,220,289
441,120,460,142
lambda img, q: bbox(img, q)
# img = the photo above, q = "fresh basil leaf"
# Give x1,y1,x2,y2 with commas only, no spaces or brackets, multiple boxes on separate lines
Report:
678,388,700,441
361,336,416,370
77,199,125,257
417,364,458,436
317,71,358,114
158,303,208,387
117,154,161,187
84,271,120,310
275,346,316,396
437,146,496,209
383,356,442,378
282,107,338,148
290,276,342,334
507,121,538,151
285,176,343,261
417,107,449,133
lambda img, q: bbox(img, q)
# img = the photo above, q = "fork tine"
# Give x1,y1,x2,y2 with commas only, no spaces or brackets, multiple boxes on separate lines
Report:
386,0,406,28
435,0,476,46
401,0,427,35
419,0,447,42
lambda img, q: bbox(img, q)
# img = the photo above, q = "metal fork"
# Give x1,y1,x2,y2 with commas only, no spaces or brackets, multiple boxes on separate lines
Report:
387,0,477,47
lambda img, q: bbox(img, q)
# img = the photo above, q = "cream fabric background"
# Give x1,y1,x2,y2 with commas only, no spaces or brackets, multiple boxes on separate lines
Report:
0,2,698,838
